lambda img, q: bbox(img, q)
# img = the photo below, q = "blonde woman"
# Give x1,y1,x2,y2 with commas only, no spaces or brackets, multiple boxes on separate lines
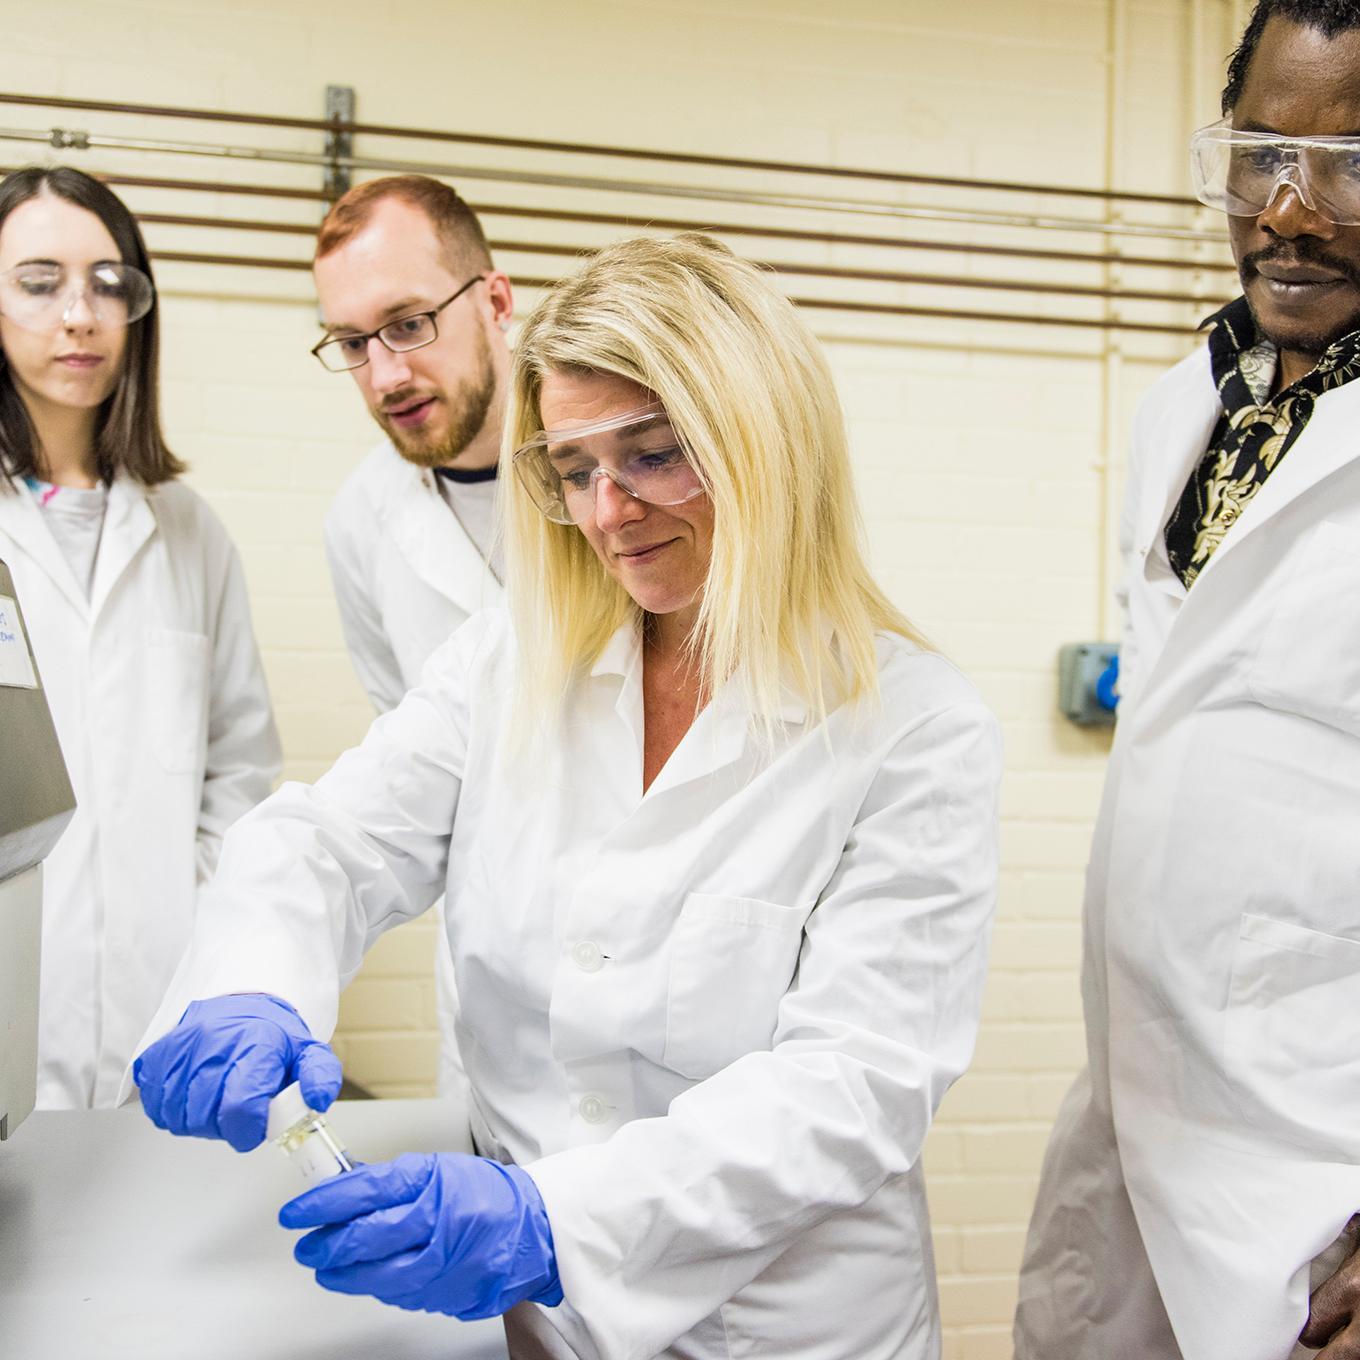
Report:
133,234,1001,1360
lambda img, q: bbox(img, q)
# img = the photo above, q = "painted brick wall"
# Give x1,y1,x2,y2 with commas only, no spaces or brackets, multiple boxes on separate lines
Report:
2,1,1246,1350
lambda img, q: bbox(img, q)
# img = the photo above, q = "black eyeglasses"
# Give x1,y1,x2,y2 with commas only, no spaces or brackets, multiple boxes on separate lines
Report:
311,274,485,372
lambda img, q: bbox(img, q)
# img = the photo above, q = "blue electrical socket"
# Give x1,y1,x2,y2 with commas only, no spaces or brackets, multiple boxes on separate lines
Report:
1058,643,1120,727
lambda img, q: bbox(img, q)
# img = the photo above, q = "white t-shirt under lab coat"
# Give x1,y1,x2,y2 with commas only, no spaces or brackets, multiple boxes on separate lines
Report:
141,610,1001,1360
25,477,107,599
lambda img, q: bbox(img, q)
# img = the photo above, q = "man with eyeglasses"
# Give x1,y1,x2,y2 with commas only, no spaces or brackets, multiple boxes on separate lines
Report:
1015,6,1360,1360
311,176,513,1098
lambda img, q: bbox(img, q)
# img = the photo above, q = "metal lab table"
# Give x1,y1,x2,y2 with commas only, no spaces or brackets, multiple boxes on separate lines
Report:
0,1099,510,1360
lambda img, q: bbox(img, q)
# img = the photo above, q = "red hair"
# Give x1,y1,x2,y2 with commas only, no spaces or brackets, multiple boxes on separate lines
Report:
315,175,492,273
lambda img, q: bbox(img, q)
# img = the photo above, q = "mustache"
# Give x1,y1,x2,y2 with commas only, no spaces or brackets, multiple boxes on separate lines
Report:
1241,239,1360,288
379,390,436,414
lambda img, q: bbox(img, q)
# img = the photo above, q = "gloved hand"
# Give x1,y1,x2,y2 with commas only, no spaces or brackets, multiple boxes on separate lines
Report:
133,993,342,1152
279,1152,563,1319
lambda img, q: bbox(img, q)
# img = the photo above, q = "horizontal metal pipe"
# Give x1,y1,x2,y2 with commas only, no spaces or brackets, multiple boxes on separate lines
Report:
476,203,1238,274
0,89,1202,209
12,167,331,201
152,249,309,271
139,212,316,235
0,124,1223,243
1,165,1235,274
767,256,1225,306
132,211,1228,307
794,295,1200,335
147,250,1201,335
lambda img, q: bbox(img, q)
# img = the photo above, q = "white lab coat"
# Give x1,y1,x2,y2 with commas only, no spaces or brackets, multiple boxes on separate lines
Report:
325,441,501,1095
0,474,280,1109
1016,344,1360,1360
324,442,501,712
140,610,1001,1360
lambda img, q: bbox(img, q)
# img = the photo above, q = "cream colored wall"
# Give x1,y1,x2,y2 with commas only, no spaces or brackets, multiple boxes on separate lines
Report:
3,2,1246,1353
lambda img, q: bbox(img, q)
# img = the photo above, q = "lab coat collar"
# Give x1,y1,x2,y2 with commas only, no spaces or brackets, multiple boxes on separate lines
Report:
1127,351,1360,721
0,476,88,615
89,475,157,623
1191,377,1360,584
386,454,498,618
645,679,809,800
589,622,645,755
1135,351,1221,598
585,620,809,801
586,620,810,722
588,622,640,680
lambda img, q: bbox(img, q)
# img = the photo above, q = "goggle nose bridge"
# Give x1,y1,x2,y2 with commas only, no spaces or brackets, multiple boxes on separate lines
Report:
59,284,102,327
1263,158,1318,213
584,464,647,503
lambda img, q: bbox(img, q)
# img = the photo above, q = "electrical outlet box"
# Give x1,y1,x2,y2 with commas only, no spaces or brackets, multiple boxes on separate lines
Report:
1058,642,1119,727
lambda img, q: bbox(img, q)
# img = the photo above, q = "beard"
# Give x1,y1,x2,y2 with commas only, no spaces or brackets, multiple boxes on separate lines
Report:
378,323,498,470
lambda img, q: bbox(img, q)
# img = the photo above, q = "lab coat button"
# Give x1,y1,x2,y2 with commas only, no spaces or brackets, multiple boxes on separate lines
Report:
571,940,605,972
579,1094,609,1125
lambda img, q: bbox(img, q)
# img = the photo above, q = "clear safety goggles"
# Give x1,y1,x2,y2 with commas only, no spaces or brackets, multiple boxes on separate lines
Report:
0,261,155,332
1190,117,1360,225
512,403,705,526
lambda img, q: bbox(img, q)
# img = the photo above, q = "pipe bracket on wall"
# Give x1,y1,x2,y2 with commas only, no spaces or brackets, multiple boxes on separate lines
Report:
48,127,89,151
322,84,355,201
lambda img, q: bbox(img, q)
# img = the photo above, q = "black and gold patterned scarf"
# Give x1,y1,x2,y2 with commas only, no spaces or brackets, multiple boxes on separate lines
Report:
1164,296,1360,587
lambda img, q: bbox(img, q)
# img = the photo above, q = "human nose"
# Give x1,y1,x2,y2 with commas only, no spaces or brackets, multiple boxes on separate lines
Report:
1258,166,1337,241
365,336,413,393
590,469,647,533
61,287,98,334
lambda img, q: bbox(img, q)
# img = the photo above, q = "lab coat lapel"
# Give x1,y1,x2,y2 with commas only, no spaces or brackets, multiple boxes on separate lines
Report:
89,476,156,622
644,689,751,800
1190,378,1360,585
591,626,770,802
0,480,88,616
1107,355,1218,713
389,465,496,617
1127,360,1360,717
645,681,808,801
1135,354,1222,588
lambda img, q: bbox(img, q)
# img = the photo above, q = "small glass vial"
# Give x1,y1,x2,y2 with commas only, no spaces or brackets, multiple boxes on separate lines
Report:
266,1082,354,1182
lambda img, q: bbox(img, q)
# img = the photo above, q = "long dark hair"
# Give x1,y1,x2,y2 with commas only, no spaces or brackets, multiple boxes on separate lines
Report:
0,166,183,487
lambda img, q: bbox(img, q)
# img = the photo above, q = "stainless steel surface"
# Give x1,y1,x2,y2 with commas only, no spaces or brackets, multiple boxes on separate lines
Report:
0,866,42,1139
0,557,75,883
0,1100,509,1359
0,559,76,1142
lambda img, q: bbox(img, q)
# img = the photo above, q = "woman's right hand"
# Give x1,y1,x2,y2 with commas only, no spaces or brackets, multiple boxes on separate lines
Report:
133,993,342,1151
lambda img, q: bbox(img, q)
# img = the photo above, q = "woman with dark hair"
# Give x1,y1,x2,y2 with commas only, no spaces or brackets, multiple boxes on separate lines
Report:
0,166,281,1109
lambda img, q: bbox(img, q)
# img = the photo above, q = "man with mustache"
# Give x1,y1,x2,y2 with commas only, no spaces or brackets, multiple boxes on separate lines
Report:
1015,5,1360,1359
311,176,513,1095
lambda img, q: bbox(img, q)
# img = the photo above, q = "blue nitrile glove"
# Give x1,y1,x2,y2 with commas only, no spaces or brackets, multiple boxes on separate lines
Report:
133,993,342,1152
279,1152,563,1319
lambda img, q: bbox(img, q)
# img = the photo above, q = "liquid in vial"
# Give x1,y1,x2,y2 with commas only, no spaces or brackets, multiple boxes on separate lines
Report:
266,1082,354,1182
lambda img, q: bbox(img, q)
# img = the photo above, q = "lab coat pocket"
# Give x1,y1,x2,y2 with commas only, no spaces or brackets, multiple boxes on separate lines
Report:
663,892,806,1081
1223,912,1360,1156
145,627,211,774
1249,520,1360,736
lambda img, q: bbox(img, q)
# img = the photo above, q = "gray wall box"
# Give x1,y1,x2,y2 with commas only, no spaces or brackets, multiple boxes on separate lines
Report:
1058,642,1119,728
